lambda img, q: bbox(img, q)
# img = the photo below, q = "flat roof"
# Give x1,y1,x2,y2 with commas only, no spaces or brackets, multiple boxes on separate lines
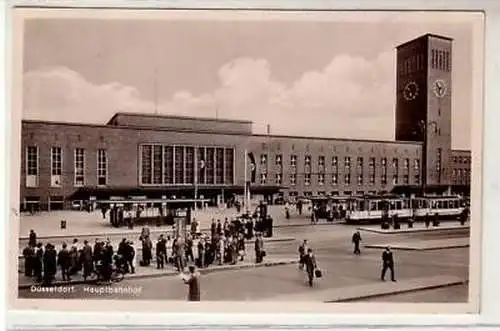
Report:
107,112,253,125
396,33,453,49
22,119,423,146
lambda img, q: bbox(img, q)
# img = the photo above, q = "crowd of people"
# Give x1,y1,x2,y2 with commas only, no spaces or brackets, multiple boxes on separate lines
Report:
21,217,268,286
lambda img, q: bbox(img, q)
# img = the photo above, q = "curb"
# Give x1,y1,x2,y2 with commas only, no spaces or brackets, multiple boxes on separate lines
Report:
357,226,470,235
18,259,298,289
327,280,468,303
364,244,469,251
18,222,342,242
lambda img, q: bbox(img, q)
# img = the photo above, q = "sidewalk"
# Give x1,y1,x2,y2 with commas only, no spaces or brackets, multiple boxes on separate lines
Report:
357,222,470,235
18,208,336,240
19,254,298,289
364,237,470,251
263,275,466,302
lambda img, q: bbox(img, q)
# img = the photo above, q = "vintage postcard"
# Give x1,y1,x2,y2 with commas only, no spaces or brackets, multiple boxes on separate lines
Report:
8,8,484,314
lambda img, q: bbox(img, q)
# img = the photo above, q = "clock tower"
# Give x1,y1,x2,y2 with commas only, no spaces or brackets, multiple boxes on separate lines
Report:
395,34,453,187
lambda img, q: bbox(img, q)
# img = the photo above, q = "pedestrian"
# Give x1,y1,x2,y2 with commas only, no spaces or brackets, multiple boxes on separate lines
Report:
254,233,264,263
216,220,222,236
381,246,396,282
185,234,194,263
217,235,225,265
29,229,37,248
34,242,44,282
22,244,34,277
82,240,93,281
298,239,308,269
141,235,153,266
156,235,166,269
197,238,206,268
43,243,57,286
183,265,200,301
210,219,216,238
126,241,136,274
237,234,246,262
424,213,430,228
175,236,186,272
302,248,317,287
352,231,362,255
57,242,71,281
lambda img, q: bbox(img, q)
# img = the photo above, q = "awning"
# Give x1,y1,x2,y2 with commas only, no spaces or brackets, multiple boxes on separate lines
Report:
67,185,288,200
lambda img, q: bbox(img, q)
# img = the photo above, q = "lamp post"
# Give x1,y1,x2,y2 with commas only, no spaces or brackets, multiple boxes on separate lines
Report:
414,120,438,195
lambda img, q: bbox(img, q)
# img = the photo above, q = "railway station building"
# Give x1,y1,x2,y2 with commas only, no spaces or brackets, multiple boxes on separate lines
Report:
19,33,472,211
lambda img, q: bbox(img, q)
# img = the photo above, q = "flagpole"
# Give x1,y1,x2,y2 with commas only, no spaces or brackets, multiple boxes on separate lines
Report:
244,149,248,213
194,148,198,211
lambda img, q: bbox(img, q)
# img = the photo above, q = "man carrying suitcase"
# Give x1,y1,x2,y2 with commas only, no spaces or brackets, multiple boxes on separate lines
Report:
303,248,319,287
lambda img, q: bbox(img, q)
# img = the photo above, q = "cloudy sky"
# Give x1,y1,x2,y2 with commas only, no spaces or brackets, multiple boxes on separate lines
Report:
21,11,478,149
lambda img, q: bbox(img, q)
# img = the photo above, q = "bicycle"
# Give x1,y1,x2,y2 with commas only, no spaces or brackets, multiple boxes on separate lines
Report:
92,261,125,284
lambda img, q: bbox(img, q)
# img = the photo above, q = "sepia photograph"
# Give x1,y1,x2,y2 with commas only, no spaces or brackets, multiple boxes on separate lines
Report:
8,7,484,313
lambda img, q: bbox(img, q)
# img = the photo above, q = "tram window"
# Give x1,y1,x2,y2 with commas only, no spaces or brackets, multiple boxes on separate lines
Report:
436,201,442,209
455,200,459,208
395,201,402,210
370,201,377,211
359,201,365,211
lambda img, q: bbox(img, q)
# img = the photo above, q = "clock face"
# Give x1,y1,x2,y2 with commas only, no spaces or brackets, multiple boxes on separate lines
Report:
403,81,419,101
433,79,447,98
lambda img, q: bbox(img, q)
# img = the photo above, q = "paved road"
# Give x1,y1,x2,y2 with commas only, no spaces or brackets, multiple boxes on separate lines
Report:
358,284,468,303
19,224,469,302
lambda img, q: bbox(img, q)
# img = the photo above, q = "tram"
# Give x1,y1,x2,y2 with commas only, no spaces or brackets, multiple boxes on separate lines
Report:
344,195,466,224
96,198,210,228
308,195,352,220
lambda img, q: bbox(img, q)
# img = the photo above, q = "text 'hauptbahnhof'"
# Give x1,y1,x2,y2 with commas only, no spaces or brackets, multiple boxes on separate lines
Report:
20,34,471,211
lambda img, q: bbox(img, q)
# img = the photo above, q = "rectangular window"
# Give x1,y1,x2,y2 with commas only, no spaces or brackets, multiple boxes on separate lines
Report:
344,173,351,185
260,154,268,171
404,158,409,170
206,148,215,184
370,173,375,185
26,146,39,187
403,174,409,185
174,146,185,184
381,174,387,185
224,148,234,185
357,174,363,186
164,146,174,184
369,157,375,168
97,149,107,186
51,147,62,176
318,155,325,171
318,173,325,186
141,145,152,185
50,146,62,187
74,148,85,186
275,154,282,167
345,157,351,169
260,173,267,185
305,173,311,186
392,158,398,169
332,173,338,185
215,148,224,184
276,173,282,185
153,145,163,184
185,146,195,184
392,174,398,185
414,174,420,185
332,156,338,167
290,155,297,169
357,157,363,169
414,159,420,170
290,173,296,186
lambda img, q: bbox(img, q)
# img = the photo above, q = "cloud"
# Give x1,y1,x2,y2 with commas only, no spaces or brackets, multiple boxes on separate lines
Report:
23,52,396,140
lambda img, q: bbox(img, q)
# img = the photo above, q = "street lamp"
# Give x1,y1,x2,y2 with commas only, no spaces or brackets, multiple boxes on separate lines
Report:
413,120,438,194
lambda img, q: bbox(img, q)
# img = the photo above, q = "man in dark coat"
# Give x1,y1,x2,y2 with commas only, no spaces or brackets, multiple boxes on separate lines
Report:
298,239,308,269
29,229,37,248
82,240,93,281
22,245,34,276
381,246,396,282
303,248,317,287
156,235,166,269
183,265,200,301
34,242,44,282
352,231,362,255
103,240,114,282
126,241,136,274
141,235,153,266
254,233,264,263
210,219,216,238
57,243,71,281
216,220,222,236
43,244,57,286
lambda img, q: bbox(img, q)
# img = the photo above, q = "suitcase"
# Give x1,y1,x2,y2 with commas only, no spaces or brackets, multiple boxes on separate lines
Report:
315,269,322,278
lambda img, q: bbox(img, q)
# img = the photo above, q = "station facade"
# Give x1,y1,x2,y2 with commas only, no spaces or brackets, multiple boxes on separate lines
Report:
19,33,472,211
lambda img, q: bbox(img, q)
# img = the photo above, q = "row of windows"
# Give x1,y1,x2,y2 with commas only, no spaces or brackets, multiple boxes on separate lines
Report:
260,172,419,186
453,155,471,165
140,145,235,186
452,169,471,182
26,146,107,187
431,48,451,72
400,53,425,75
260,155,420,172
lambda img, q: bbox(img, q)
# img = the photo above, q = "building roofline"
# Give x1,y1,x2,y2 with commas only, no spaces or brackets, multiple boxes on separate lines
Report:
396,33,453,49
22,119,422,146
106,112,253,125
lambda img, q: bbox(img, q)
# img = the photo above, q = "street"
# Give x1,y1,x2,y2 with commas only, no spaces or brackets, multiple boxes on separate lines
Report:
18,223,469,302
